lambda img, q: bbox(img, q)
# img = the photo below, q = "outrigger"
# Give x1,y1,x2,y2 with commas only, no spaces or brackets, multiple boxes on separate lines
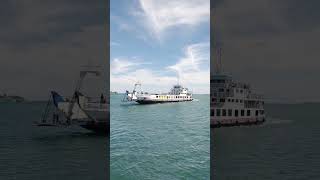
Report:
35,67,109,134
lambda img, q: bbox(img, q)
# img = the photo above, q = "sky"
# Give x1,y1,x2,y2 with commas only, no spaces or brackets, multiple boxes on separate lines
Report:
0,0,107,100
3,0,319,101
110,0,210,94
212,0,320,102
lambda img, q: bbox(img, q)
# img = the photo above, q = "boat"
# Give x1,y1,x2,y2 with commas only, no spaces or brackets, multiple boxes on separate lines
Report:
0,93,25,103
123,82,193,104
36,68,109,134
211,48,266,128
110,91,118,95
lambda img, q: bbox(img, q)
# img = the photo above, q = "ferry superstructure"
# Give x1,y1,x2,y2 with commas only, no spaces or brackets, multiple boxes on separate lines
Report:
211,48,265,127
124,83,193,104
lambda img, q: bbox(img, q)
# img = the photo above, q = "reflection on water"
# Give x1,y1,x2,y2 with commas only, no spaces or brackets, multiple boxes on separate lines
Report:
111,94,210,180
213,103,320,179
0,102,108,180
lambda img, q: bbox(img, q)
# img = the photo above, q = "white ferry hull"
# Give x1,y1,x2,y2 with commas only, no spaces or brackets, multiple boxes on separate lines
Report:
211,117,265,128
124,83,193,105
136,99,193,104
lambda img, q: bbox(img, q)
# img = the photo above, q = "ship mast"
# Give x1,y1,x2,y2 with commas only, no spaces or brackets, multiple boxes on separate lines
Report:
215,47,223,74
212,5,223,75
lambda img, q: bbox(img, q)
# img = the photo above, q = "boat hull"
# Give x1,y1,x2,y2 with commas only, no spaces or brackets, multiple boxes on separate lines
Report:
80,120,109,134
136,99,193,104
211,117,265,128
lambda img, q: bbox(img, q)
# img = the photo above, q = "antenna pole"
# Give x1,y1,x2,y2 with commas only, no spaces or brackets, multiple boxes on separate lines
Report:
216,47,222,74
219,47,222,73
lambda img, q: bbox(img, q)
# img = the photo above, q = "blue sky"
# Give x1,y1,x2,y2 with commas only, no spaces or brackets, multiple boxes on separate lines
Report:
111,0,210,94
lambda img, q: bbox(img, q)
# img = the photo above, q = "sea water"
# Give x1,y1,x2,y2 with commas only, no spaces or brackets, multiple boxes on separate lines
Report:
110,94,210,180
0,102,107,180
213,103,320,179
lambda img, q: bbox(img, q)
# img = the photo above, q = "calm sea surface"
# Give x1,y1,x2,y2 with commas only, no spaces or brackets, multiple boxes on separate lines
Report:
0,102,107,180
110,94,210,180
213,103,320,180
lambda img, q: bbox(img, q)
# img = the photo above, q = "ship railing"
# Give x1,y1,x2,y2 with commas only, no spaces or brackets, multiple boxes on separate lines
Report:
244,104,264,108
211,83,228,88
247,94,263,99
211,102,224,107
212,92,233,98
231,82,250,89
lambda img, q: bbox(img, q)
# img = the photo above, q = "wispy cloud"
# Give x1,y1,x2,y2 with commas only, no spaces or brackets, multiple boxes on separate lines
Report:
167,42,209,77
111,58,148,75
137,0,210,38
167,42,210,90
110,42,209,93
110,41,120,46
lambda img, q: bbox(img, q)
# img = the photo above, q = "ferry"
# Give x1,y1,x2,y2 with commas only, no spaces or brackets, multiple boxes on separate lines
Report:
123,82,193,104
211,48,265,128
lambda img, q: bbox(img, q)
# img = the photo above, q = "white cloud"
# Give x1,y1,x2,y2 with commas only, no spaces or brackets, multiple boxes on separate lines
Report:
110,41,120,46
110,42,209,94
137,0,210,38
111,58,147,75
167,42,210,92
167,42,209,77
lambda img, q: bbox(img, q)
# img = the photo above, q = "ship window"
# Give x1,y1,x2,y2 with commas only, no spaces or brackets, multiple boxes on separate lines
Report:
228,99,231,102
212,98,216,102
228,109,232,116
240,100,243,103
255,110,258,116
247,110,250,116
217,109,221,116
232,99,234,102
236,99,239,103
222,109,226,116
241,110,244,116
240,89,243,93
220,98,225,102
235,110,238,117
211,109,215,116
156,96,158,98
